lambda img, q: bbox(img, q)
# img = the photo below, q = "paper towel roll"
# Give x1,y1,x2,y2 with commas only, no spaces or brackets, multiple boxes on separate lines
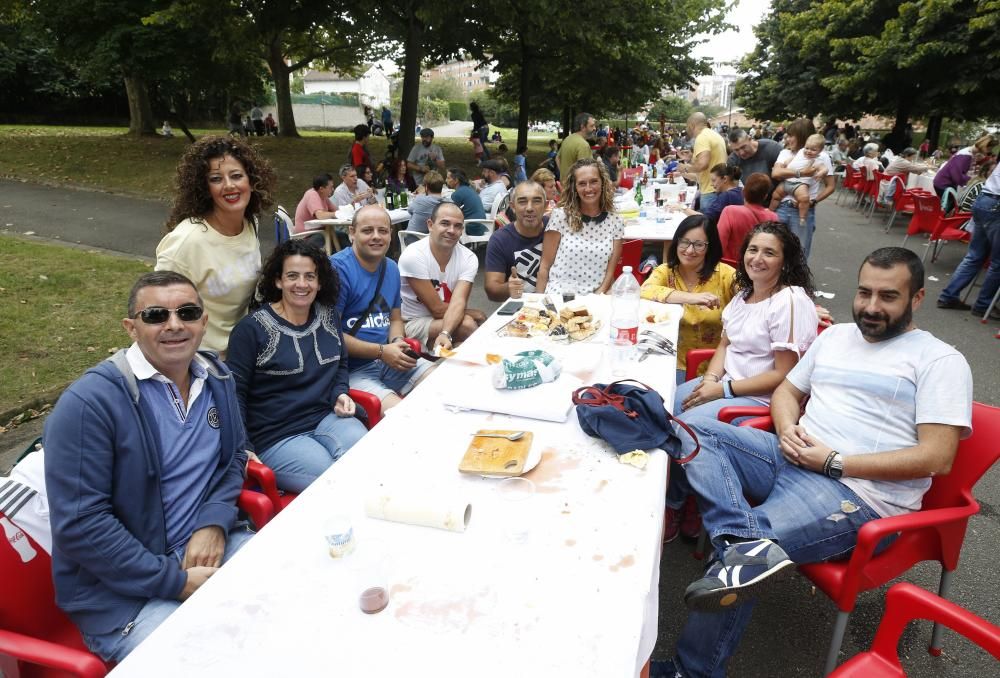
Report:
365,492,472,532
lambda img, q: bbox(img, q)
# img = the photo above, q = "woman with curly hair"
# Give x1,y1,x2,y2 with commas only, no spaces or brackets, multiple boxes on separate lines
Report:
674,221,818,419
535,157,623,294
155,135,276,356
226,239,367,493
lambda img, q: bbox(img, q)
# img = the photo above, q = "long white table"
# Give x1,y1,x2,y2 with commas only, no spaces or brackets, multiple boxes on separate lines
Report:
906,171,936,193
110,294,680,678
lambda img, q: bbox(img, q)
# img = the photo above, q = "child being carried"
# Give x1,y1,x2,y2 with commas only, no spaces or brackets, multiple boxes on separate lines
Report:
770,133,828,227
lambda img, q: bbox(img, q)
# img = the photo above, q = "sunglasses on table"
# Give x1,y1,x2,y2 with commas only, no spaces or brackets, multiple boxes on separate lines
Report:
132,304,204,324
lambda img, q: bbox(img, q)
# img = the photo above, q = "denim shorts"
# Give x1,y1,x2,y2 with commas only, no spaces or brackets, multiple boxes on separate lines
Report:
349,358,433,400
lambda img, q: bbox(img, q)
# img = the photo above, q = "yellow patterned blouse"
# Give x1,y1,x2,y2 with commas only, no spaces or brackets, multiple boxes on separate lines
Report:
640,263,737,372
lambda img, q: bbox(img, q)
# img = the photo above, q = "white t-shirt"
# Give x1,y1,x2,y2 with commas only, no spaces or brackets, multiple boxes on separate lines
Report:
398,237,478,319
721,286,818,403
333,178,374,207
777,149,834,199
787,324,973,517
546,208,625,295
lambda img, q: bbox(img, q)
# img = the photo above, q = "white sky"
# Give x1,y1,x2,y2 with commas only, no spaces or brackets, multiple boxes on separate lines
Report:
692,0,772,72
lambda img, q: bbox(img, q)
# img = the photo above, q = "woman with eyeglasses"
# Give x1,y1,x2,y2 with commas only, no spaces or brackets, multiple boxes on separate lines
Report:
226,239,367,493
156,136,276,358
640,215,736,385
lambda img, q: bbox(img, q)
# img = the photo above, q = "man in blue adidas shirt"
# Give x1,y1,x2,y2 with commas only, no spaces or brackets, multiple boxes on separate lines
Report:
44,271,252,663
332,205,434,410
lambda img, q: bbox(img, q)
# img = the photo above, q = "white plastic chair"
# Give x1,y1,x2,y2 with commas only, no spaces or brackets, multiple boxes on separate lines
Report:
462,188,510,249
398,230,428,254
275,205,332,254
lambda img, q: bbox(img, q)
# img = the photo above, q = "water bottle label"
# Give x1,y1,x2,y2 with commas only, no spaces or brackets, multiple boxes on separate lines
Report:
613,326,638,344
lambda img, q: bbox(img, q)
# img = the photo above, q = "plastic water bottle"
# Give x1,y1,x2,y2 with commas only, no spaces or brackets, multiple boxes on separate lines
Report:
610,266,641,344
1,516,38,563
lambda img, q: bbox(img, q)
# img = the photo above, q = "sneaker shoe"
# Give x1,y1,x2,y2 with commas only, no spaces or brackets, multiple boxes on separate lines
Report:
683,538,794,612
679,496,702,540
640,254,658,276
938,298,972,310
663,507,681,544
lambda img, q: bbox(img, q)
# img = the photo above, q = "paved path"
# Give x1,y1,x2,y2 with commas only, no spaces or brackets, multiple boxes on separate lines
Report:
1,179,998,677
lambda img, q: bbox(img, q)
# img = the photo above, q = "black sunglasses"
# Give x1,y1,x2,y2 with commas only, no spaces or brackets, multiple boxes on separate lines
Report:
132,304,204,324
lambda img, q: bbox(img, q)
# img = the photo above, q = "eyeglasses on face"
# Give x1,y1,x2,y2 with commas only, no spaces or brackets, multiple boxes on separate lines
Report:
678,239,708,252
132,304,204,324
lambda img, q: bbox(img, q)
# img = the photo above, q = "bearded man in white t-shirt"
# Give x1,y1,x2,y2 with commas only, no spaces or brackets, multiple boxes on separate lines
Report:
653,246,973,678
398,202,486,350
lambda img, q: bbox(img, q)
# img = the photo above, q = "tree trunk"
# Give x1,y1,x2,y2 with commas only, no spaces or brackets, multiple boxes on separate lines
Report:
561,106,571,139
123,72,156,137
397,7,425,161
886,98,911,153
516,44,532,152
925,115,943,154
268,41,299,138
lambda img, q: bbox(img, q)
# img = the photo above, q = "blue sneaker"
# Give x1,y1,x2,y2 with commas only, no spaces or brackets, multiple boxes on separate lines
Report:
683,538,793,612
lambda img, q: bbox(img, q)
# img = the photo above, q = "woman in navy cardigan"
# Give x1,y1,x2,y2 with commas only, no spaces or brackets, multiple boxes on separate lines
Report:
227,240,368,492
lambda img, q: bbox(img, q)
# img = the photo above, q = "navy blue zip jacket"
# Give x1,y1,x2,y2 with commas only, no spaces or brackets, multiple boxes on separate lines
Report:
43,350,248,636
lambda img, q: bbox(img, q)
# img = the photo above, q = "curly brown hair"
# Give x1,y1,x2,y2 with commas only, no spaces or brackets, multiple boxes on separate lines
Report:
733,221,814,299
164,135,276,232
558,158,615,233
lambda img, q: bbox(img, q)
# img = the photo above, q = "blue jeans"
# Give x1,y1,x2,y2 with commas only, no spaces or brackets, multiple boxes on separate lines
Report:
83,524,255,662
699,192,717,214
667,379,766,509
260,411,368,492
665,416,881,678
939,192,1000,312
776,202,815,259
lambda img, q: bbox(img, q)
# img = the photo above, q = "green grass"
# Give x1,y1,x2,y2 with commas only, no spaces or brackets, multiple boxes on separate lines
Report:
0,125,556,211
0,236,151,414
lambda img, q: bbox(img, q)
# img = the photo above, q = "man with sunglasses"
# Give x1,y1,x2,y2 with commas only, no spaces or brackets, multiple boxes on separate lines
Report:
44,271,252,663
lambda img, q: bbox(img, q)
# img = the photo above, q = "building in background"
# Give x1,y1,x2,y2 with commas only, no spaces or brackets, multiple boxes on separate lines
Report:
302,65,391,109
422,57,497,94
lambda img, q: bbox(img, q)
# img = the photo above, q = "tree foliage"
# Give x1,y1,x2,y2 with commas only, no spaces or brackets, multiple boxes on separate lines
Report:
647,95,695,123
471,0,729,147
737,0,1000,144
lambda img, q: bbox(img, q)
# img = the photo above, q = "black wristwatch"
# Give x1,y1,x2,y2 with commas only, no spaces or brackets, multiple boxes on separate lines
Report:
809,199,817,208
825,452,844,479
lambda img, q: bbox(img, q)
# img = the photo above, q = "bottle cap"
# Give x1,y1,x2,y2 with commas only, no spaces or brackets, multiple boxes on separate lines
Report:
622,266,633,273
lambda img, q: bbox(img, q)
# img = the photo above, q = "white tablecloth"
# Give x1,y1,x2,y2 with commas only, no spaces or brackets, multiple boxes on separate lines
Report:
109,294,681,678
305,207,410,230
906,171,935,192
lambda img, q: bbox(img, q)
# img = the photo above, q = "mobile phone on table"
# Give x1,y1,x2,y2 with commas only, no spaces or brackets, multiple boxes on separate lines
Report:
497,300,524,316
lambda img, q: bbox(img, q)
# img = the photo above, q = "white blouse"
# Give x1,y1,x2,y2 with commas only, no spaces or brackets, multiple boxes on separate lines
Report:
546,208,624,294
721,285,818,403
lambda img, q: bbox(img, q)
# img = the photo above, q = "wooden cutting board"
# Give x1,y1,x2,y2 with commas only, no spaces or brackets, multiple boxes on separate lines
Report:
458,430,534,476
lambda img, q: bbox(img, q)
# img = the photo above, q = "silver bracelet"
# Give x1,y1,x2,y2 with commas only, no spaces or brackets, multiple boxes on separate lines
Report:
439,330,453,340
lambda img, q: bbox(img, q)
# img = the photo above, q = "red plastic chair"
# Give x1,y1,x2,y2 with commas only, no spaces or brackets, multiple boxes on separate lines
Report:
865,170,891,220
614,239,646,283
0,516,110,677
0,488,269,677
836,166,860,205
800,401,1000,674
903,194,972,260
883,177,930,233
924,210,972,263
829,582,1000,677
